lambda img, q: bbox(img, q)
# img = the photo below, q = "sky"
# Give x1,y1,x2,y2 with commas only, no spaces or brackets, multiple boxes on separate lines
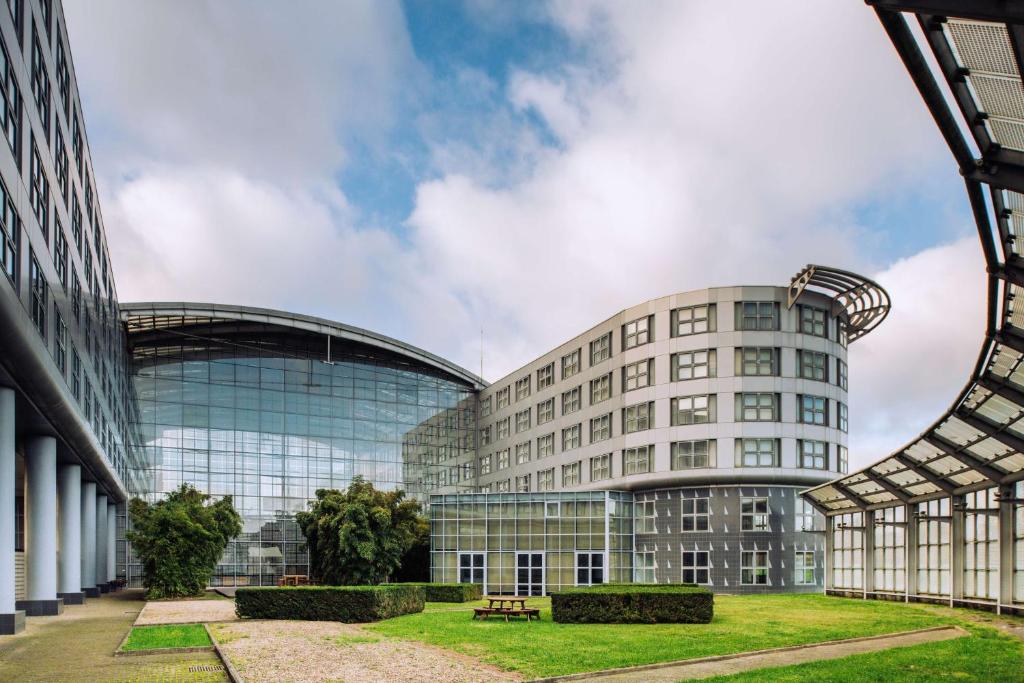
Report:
62,0,986,471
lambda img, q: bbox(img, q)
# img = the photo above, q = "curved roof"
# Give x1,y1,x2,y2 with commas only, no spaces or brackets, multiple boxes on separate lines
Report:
805,3,1024,514
120,302,487,390
787,265,891,342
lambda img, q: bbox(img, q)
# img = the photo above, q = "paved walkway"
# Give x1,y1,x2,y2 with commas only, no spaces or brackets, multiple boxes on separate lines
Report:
136,598,237,625
549,625,966,682
0,590,228,682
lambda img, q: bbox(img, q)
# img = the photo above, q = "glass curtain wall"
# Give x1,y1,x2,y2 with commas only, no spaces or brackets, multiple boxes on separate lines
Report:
831,511,863,590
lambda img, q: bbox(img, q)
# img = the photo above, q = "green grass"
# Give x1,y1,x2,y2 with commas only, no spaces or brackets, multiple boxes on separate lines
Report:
367,594,959,678
700,625,1024,682
122,623,212,651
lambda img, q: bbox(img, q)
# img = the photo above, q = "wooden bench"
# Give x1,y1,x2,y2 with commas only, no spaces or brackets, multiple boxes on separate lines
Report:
472,606,541,622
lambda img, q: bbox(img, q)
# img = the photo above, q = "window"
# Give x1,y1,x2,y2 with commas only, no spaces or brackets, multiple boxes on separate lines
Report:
917,498,950,595
736,301,779,330
672,349,716,380
0,177,18,285
799,305,828,337
459,553,484,585
496,417,510,440
622,358,652,391
537,433,554,458
681,497,709,531
537,468,554,491
496,386,510,409
797,394,828,425
29,250,46,338
29,138,48,238
797,350,828,381
838,445,848,473
670,394,715,425
623,445,652,475
837,359,848,390
0,37,19,156
672,439,714,469
623,401,653,433
799,440,827,469
515,474,531,492
71,194,81,252
672,303,715,336
736,438,778,468
873,506,905,592
537,397,555,424
635,499,655,533
496,449,510,470
838,402,848,432
71,109,81,174
590,332,612,365
735,347,778,376
623,315,651,349
480,395,492,418
682,551,711,584
49,229,64,288
561,348,581,379
479,454,492,475
479,426,491,447
838,321,848,347
964,489,999,600
796,498,820,532
537,362,554,389
55,37,68,115
562,386,581,415
515,375,531,401
52,305,65,373
590,413,612,443
562,424,581,451
634,552,656,583
561,461,581,487
515,408,531,433
735,393,779,422
495,479,510,493
741,498,769,531
515,441,531,465
70,345,80,399
738,551,768,585
30,32,49,139
54,127,67,203
590,453,611,481
590,373,612,404
576,552,604,586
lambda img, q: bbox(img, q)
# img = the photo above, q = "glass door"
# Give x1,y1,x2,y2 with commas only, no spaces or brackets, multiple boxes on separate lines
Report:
516,552,544,596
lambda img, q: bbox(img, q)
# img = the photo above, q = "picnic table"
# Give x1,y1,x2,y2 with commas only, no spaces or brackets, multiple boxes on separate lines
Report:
473,596,540,622
277,574,310,587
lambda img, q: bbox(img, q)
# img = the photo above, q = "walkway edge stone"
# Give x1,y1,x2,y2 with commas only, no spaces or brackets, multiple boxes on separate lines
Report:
207,622,244,683
526,625,965,683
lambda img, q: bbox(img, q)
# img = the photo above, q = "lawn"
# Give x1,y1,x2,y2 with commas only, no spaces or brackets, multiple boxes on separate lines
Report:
367,594,958,678
121,623,212,651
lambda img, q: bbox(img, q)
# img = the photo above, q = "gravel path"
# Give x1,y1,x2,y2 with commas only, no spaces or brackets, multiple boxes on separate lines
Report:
136,599,238,625
211,620,521,683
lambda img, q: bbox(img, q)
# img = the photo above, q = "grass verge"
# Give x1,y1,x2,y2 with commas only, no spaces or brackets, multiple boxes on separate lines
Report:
122,623,212,651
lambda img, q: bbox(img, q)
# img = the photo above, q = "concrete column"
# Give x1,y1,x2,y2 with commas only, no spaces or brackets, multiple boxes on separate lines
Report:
18,436,63,615
95,494,108,592
57,464,84,604
823,515,833,593
862,509,875,598
106,503,116,588
81,481,98,597
0,388,24,633
951,494,964,605
905,503,918,602
998,484,1014,613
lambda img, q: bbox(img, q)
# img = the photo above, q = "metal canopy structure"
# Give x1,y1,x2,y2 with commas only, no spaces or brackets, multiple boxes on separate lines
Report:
806,2,1024,516
787,265,891,342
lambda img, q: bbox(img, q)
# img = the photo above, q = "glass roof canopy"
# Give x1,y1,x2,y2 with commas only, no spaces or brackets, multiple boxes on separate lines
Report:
805,2,1024,514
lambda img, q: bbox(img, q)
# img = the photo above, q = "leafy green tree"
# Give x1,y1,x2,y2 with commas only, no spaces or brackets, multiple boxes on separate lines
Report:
393,512,430,583
296,477,423,585
127,483,242,599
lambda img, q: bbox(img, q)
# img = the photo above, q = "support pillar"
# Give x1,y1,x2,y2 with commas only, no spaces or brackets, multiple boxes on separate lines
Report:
0,388,24,633
998,485,1014,612
106,502,116,590
81,481,98,597
57,464,84,605
905,502,918,602
824,516,833,593
95,494,108,593
862,509,875,598
951,494,965,606
17,436,63,616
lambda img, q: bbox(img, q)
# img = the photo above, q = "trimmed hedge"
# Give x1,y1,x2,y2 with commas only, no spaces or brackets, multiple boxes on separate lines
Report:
550,583,713,624
235,585,424,622
399,582,482,602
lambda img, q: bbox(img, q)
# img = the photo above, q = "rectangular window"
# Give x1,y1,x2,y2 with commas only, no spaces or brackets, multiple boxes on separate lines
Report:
496,449,510,470
0,177,18,285
52,229,66,288
670,394,715,425
536,362,554,389
71,194,81,252
55,36,68,115
917,498,950,595
622,358,652,391
672,303,716,336
735,347,778,376
590,373,612,404
30,31,49,139
515,408,531,433
736,438,779,468
0,37,19,157
561,461,581,487
479,454,492,475
515,441,531,465
736,301,779,331
590,453,611,481
623,445,652,475
796,498,821,532
590,332,612,365
561,424,581,451
576,552,604,586
496,417,510,440
635,499,655,534
838,320,848,347
838,402,848,432
515,375,531,401
71,110,82,175
52,305,65,374
537,397,555,424
590,413,612,442
562,386,581,415
623,315,651,349
634,551,656,583
672,349,716,380
29,249,46,338
741,550,769,585
873,506,906,593
459,552,485,585
480,395,492,418
735,392,779,422
838,445,848,473
682,550,711,584
495,479,510,493
70,345,80,400
537,468,554,491
795,550,816,585
623,401,654,433
681,497,710,532
561,348,581,379
54,126,67,203
741,497,770,531
797,394,828,425
495,386,510,409
799,305,828,337
537,432,554,458
797,350,829,381
672,439,714,469
799,440,828,469
29,137,48,239
515,474,531,492
479,426,491,447
837,359,848,390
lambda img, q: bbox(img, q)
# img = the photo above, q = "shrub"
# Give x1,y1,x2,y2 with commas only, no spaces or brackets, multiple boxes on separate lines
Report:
550,583,713,624
399,582,482,602
235,585,424,622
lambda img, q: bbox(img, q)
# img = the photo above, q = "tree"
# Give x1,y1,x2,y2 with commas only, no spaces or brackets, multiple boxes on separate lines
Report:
127,484,242,599
393,513,430,583
296,477,423,585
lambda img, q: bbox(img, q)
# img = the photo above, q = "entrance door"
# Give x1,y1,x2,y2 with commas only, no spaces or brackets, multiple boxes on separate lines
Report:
576,552,605,586
516,552,544,596
459,553,485,585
